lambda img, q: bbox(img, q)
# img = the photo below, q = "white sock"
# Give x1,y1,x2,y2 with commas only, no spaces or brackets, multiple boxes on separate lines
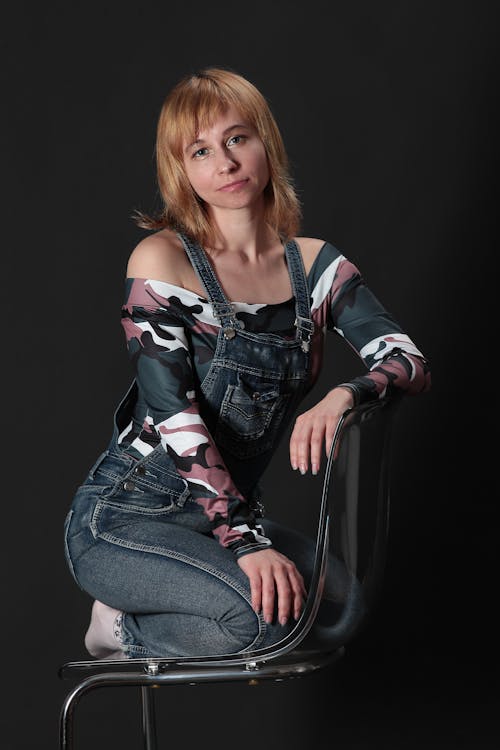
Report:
84,600,126,659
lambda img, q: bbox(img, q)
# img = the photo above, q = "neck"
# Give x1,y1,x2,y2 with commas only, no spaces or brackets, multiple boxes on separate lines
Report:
206,201,279,262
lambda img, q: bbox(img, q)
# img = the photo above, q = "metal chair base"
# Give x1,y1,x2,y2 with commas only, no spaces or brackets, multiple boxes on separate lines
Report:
60,648,345,749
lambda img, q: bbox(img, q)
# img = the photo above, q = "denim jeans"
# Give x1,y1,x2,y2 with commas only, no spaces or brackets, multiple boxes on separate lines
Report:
64,443,360,658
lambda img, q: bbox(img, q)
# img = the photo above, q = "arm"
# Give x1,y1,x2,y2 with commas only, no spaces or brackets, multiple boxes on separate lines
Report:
326,255,431,404
121,277,272,558
290,245,431,473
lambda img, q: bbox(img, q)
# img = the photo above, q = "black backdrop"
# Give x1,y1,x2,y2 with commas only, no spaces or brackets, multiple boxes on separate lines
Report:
3,2,498,748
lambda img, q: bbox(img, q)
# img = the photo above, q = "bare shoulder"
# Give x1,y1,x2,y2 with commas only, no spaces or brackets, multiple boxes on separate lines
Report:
126,228,189,284
294,236,327,275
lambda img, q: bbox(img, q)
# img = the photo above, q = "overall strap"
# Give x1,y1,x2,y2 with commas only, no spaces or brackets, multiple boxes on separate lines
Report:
284,239,315,352
176,232,243,339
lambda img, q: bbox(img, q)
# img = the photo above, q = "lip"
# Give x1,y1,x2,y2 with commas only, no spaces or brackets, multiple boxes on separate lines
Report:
218,179,249,192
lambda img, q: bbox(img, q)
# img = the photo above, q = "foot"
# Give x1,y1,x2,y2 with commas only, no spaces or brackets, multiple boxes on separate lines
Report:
84,600,126,659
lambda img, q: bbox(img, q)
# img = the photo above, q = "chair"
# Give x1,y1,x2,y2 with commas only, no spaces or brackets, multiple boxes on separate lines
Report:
59,396,400,750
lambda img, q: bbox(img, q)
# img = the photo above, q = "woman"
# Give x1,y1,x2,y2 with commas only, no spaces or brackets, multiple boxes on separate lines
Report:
64,67,431,660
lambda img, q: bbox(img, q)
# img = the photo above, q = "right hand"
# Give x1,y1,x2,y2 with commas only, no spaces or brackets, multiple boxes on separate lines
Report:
237,548,307,625
289,386,354,475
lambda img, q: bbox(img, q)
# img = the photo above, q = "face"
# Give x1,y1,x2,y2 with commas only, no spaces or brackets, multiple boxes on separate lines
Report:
182,104,270,215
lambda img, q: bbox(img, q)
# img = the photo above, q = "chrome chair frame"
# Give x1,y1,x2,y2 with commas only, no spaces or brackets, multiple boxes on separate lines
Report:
59,397,399,749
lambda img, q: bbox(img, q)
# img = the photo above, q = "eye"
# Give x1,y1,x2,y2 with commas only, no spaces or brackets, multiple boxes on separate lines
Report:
192,147,209,159
227,134,246,147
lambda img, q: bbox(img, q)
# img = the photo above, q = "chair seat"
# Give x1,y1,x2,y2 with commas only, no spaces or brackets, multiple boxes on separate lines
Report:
59,646,346,686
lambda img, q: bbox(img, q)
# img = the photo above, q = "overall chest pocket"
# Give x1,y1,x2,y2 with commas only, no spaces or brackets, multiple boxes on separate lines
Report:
215,376,292,458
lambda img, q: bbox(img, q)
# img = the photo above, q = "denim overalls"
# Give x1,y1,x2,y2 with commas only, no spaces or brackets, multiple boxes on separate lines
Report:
64,234,328,659
176,231,315,502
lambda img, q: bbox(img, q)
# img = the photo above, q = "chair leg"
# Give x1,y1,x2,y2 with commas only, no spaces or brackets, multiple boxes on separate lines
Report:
60,690,76,750
60,681,86,750
60,675,159,750
141,686,158,750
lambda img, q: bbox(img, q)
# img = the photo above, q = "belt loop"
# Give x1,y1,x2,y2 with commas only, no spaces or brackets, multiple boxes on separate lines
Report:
176,483,191,508
88,449,110,479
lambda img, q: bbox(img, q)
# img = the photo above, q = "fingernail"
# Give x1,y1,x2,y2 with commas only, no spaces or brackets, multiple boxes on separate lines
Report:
280,616,288,626
291,463,297,470
299,465,306,475
312,464,318,475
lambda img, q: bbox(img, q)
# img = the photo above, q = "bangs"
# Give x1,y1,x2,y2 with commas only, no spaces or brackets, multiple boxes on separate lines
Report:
166,74,259,157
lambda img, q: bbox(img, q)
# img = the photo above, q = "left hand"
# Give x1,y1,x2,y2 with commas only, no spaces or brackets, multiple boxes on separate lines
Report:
237,548,307,625
289,387,354,475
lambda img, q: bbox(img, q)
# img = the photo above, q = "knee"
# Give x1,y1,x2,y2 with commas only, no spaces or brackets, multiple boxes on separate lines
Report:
215,598,263,653
217,598,299,655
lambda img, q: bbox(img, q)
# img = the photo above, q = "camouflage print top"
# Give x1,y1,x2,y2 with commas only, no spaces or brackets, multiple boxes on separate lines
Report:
118,240,431,554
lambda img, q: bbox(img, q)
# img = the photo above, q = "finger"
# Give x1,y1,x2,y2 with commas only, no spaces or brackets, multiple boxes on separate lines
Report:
289,430,296,468
261,571,276,624
289,421,304,470
274,568,293,625
309,425,325,475
295,422,313,474
296,569,307,599
289,570,307,620
249,574,262,615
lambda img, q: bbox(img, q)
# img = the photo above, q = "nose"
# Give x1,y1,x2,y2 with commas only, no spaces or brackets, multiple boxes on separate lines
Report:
217,147,238,174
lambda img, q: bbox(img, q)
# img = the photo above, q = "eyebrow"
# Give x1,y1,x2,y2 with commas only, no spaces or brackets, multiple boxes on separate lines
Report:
184,124,250,153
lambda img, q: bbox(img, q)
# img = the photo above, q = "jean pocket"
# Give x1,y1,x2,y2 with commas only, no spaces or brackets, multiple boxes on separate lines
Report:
215,377,291,457
96,460,185,513
90,491,181,539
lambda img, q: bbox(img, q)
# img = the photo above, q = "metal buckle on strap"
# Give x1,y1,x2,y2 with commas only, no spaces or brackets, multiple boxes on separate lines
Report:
212,302,239,338
294,316,315,351
223,319,245,339
294,315,315,335
212,301,235,319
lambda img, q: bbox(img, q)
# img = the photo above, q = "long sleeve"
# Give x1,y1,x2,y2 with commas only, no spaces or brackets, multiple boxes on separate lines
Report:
120,278,272,558
310,243,431,402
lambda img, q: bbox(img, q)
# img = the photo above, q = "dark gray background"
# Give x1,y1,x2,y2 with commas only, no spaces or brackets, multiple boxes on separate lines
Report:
2,1,498,748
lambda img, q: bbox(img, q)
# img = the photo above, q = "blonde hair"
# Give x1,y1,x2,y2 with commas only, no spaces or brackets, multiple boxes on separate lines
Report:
132,67,302,247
